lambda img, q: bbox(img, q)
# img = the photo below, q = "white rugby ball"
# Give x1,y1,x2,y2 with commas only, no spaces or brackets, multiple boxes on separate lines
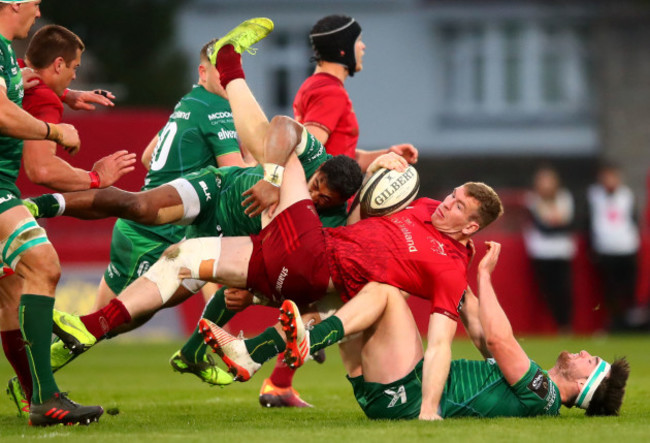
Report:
359,166,420,218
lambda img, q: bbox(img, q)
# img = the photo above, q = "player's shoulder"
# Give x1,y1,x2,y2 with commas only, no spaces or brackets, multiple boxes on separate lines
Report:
23,82,63,114
182,85,229,109
300,73,348,97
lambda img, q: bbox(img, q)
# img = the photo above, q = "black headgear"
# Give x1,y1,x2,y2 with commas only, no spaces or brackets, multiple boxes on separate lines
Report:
309,15,362,77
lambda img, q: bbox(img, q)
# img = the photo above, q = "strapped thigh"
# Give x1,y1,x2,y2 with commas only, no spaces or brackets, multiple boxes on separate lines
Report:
0,217,50,269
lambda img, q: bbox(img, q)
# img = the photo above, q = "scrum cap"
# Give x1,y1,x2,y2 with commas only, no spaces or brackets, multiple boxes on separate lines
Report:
309,15,362,77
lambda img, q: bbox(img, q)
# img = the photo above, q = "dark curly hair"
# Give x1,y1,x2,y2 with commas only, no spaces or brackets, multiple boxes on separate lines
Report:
319,155,363,200
585,357,630,416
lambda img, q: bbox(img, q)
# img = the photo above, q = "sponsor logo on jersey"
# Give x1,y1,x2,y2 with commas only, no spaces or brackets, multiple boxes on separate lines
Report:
305,144,324,163
428,237,447,256
384,385,407,408
528,369,550,400
208,111,232,121
373,167,417,206
275,266,289,294
199,181,211,201
544,383,557,411
391,218,418,252
171,111,191,120
217,128,237,141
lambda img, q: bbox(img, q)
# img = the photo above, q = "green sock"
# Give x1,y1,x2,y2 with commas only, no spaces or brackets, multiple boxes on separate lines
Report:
19,294,59,404
181,287,236,363
245,327,285,365
309,316,345,353
28,194,60,218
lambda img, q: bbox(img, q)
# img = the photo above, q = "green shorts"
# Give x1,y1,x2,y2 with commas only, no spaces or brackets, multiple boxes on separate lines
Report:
0,188,22,216
347,359,423,420
103,218,185,294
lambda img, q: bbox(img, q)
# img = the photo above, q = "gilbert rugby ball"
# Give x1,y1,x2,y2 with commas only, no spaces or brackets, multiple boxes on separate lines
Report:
359,166,420,218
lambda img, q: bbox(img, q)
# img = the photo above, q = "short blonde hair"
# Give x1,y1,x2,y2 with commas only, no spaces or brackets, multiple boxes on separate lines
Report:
463,182,503,230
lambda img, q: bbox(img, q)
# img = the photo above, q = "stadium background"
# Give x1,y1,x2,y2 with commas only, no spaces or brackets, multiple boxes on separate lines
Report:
10,0,650,338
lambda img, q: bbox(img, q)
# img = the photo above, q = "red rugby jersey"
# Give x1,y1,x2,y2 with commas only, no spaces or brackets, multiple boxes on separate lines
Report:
293,72,359,158
324,198,471,320
18,59,63,124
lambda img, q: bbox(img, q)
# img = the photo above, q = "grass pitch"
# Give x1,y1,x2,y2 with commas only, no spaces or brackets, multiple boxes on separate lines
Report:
0,335,648,442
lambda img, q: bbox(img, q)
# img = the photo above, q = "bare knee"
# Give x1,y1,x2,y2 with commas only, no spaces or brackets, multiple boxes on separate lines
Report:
16,245,61,291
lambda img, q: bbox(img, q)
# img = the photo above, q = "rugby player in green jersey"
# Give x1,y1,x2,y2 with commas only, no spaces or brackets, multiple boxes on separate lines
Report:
0,0,105,426
5,23,135,421
216,242,629,419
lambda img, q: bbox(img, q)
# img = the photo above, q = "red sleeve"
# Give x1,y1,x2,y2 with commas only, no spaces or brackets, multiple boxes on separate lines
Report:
301,85,348,134
429,270,466,321
23,87,63,124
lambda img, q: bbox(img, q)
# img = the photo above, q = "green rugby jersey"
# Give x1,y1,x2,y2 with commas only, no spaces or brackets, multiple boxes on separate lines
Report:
0,33,25,197
119,85,240,246
143,84,240,191
185,132,347,239
440,358,561,418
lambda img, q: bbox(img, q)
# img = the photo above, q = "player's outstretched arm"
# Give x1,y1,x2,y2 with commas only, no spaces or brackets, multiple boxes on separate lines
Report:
419,312,457,421
23,138,136,191
0,87,80,150
459,286,491,359
355,143,419,173
477,242,530,385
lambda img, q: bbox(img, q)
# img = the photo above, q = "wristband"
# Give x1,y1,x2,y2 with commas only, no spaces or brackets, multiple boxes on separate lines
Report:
263,163,284,188
45,123,62,144
89,171,101,189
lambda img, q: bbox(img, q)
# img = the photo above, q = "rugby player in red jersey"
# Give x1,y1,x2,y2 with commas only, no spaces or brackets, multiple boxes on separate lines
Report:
294,14,418,172
20,24,135,192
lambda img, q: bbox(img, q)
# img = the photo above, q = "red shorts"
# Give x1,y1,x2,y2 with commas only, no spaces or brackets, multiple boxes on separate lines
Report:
247,200,330,305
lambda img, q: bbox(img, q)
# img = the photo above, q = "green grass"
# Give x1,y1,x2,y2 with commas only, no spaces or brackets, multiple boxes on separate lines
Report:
1,335,649,442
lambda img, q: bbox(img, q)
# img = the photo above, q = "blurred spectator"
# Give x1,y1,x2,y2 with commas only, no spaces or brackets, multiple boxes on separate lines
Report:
587,162,641,331
523,166,576,333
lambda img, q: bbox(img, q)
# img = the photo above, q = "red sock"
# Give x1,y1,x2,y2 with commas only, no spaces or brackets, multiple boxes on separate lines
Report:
269,353,296,388
1,329,33,402
80,298,132,339
216,44,245,89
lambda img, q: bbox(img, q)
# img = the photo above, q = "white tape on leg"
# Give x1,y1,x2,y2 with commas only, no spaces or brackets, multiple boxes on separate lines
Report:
143,237,222,303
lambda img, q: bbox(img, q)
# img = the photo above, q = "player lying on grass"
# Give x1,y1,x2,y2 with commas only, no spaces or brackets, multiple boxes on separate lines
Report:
202,242,629,419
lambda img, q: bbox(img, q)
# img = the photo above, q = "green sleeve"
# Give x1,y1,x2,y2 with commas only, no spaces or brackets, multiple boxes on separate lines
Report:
299,132,332,180
511,360,562,416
